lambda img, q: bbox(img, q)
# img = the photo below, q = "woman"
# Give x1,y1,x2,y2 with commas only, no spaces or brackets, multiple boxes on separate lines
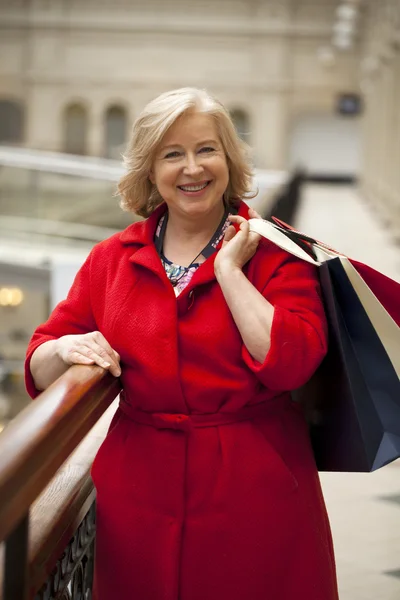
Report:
26,88,339,600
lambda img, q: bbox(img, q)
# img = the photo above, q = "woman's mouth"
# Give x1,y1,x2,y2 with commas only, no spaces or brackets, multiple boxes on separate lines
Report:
177,181,211,193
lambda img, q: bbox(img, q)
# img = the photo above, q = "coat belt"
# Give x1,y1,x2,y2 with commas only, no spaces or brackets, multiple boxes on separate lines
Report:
118,394,289,433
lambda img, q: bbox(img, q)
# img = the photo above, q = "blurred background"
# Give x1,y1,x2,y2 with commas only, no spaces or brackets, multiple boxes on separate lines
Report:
0,1,399,598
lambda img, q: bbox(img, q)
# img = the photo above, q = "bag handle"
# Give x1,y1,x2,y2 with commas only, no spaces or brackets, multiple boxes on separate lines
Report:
248,217,345,266
271,216,340,254
248,218,320,265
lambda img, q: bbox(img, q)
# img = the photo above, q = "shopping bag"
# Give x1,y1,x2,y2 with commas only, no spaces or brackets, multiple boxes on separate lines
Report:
270,215,400,327
249,217,400,472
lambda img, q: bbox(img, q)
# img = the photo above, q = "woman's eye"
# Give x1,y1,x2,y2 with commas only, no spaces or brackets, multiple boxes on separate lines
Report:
164,151,181,159
199,146,215,154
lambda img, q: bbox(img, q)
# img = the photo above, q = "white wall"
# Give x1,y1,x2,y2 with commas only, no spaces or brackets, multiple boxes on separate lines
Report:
289,114,361,176
359,0,400,239
50,258,87,310
0,0,360,171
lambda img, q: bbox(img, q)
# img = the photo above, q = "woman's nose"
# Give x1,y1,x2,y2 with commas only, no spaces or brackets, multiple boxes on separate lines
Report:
183,154,204,175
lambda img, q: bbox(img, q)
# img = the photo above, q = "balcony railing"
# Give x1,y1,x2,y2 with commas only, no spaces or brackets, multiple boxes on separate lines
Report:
0,365,121,599
0,145,288,252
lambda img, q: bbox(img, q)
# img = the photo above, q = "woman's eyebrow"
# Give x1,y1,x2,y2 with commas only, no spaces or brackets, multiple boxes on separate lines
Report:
159,143,181,152
159,139,219,153
197,139,219,146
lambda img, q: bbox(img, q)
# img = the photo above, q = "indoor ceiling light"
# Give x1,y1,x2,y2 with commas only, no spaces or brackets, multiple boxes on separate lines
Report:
0,287,24,307
333,34,353,50
336,4,358,21
333,20,356,35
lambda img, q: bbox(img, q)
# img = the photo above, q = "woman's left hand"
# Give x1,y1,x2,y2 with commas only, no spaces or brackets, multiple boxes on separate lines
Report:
215,208,262,274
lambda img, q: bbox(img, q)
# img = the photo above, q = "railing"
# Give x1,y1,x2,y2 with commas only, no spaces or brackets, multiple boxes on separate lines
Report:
263,168,306,224
0,365,121,599
0,145,288,249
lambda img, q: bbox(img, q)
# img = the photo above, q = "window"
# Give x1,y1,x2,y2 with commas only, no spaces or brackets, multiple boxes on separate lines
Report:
64,103,88,155
105,105,127,159
0,100,24,144
230,109,250,143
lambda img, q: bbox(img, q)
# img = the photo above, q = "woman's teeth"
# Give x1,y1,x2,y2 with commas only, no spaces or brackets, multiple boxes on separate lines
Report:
178,182,209,192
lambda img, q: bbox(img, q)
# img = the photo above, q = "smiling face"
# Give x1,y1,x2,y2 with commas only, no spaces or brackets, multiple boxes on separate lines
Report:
150,111,229,220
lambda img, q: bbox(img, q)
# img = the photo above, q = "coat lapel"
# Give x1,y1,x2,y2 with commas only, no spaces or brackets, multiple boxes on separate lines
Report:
120,204,168,280
128,246,167,279
119,200,251,289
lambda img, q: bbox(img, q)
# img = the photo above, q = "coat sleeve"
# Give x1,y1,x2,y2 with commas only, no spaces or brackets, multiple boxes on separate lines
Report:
241,252,328,391
25,251,98,398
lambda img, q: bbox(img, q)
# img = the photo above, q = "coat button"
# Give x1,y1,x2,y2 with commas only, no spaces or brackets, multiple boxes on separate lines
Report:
188,290,195,310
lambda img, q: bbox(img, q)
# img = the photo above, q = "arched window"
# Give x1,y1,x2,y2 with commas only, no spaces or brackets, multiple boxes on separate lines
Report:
230,109,250,142
105,105,127,159
0,100,24,144
63,103,88,155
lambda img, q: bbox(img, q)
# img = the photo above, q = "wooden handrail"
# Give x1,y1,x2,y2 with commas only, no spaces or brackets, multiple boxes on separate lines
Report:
0,402,117,598
0,364,121,545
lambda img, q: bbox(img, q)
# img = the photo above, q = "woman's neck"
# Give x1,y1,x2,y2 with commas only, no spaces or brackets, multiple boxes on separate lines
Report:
163,202,225,266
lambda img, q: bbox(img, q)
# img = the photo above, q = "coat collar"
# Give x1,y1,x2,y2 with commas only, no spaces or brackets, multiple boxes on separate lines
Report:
120,200,251,247
119,200,252,287
120,203,167,247
119,204,167,279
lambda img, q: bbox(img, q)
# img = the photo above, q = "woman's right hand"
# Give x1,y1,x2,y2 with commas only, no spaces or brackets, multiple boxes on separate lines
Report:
55,331,121,377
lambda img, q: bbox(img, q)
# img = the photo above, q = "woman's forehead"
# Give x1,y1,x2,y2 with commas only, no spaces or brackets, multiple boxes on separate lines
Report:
161,112,219,146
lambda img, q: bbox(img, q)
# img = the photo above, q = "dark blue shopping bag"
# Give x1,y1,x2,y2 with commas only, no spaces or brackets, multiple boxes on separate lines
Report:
295,258,400,472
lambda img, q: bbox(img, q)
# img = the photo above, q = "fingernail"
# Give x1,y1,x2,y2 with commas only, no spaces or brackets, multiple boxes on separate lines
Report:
103,361,111,368
116,370,121,377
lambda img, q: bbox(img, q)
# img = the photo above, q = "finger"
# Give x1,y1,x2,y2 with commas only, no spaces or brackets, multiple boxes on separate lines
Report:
89,331,117,357
81,342,121,376
223,224,237,243
66,350,96,366
247,231,262,253
227,215,250,237
249,230,262,242
87,332,121,369
73,345,111,368
239,220,250,233
248,207,262,219
228,215,247,226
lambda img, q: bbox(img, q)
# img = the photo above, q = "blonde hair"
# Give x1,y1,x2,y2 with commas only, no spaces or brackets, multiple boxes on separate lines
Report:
118,87,256,217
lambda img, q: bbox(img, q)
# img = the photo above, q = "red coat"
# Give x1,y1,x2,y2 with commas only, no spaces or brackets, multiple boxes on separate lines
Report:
26,201,338,600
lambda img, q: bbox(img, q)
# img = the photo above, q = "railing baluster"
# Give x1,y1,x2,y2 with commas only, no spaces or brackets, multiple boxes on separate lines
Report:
3,513,29,600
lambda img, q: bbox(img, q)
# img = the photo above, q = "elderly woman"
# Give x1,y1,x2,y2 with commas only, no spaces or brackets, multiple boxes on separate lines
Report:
26,88,338,600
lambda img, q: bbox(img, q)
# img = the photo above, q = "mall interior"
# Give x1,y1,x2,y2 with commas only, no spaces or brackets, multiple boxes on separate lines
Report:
0,0,399,598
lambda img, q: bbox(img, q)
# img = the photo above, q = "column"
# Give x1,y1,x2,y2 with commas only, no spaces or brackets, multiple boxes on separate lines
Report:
87,103,104,158
394,49,400,235
253,91,289,170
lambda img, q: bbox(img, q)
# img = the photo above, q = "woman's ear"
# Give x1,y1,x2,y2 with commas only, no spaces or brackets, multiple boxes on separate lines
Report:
149,171,155,185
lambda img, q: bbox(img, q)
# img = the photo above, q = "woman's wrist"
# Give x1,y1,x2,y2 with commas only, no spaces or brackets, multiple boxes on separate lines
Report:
214,260,242,282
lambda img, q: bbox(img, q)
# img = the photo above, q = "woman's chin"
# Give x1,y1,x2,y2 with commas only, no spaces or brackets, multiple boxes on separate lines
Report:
183,202,223,219
175,192,224,215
